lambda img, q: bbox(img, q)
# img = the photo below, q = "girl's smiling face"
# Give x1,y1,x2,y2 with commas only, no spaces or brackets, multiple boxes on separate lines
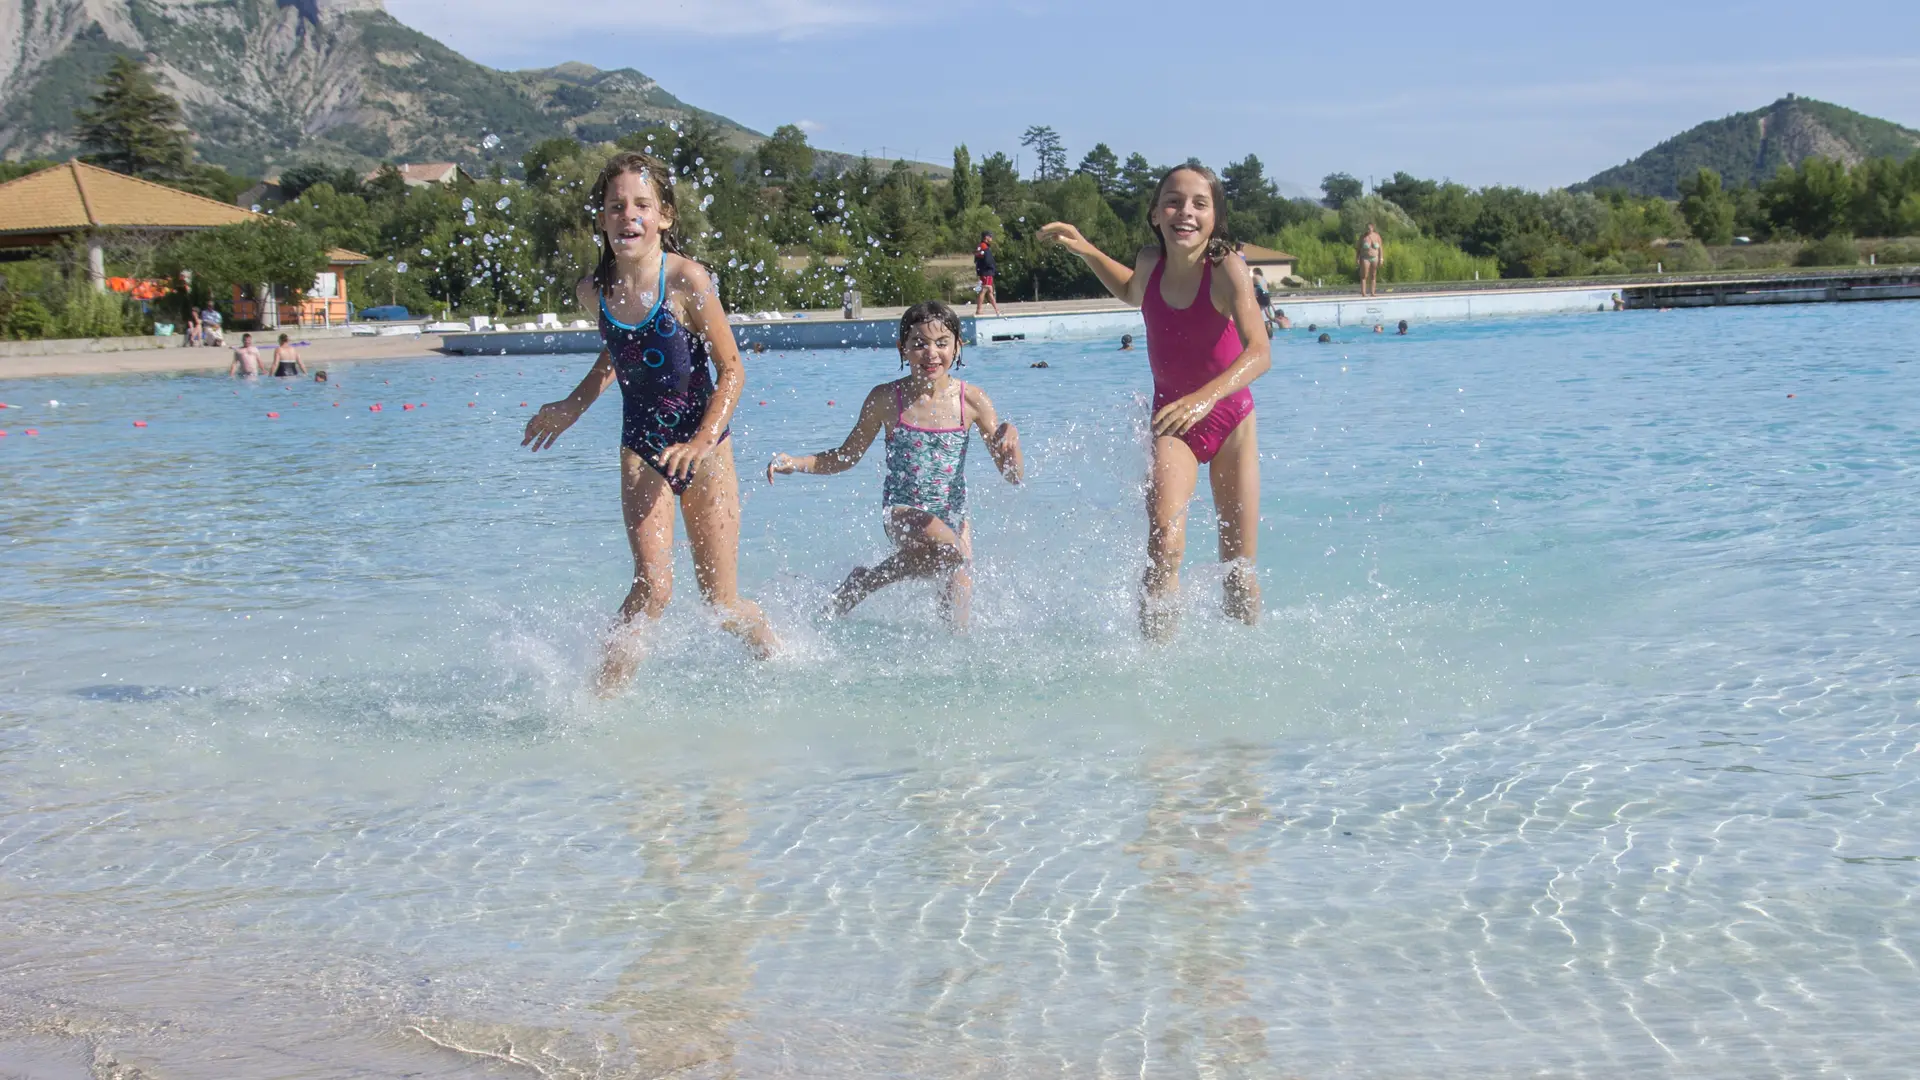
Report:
599,169,672,260
1153,169,1216,254
899,319,959,380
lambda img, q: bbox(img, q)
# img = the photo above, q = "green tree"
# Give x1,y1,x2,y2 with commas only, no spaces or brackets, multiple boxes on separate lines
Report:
1677,168,1735,245
278,161,362,199
1848,156,1919,237
1374,172,1438,218
1320,172,1363,209
1020,125,1067,181
979,151,1023,216
1222,154,1279,239
1076,143,1120,194
756,124,815,184
162,220,329,308
74,57,192,182
950,144,980,217
1763,157,1853,238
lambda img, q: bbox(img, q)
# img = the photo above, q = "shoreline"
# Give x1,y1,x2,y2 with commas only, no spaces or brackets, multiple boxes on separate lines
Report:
0,333,448,380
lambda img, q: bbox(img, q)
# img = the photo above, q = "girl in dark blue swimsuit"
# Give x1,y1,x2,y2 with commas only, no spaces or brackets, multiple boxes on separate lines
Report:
523,151,776,689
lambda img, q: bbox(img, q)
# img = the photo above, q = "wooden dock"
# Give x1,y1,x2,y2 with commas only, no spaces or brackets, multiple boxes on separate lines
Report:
1622,268,1920,309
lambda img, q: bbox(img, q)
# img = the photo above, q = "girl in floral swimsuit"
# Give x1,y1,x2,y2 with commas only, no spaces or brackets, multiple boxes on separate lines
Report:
768,301,1023,630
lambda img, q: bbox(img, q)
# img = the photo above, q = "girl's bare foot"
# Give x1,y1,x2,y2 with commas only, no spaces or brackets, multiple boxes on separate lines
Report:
830,567,875,617
594,627,647,697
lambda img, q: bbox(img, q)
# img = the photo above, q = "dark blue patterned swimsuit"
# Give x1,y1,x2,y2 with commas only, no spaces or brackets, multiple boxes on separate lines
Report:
599,258,728,494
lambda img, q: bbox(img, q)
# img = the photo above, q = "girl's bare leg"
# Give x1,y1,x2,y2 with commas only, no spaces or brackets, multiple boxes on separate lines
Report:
680,440,779,659
833,511,965,618
600,449,677,694
1143,435,1200,641
1208,415,1262,625
942,522,974,631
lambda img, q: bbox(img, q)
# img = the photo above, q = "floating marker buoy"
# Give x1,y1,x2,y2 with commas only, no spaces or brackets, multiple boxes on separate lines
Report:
370,404,382,412
415,403,424,408
402,404,413,410
827,400,835,406
0,403,8,408
759,400,767,406
468,402,476,407
266,412,280,419
1787,393,1795,398
133,421,147,427
0,430,7,436
520,402,528,407
24,428,38,435
333,402,339,406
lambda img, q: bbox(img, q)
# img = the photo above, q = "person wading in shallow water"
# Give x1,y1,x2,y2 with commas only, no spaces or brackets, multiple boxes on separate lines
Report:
1040,163,1272,640
522,150,778,692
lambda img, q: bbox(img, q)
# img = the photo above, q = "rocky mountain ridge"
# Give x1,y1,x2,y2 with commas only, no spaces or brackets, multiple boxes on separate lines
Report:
0,0,760,175
1577,95,1920,197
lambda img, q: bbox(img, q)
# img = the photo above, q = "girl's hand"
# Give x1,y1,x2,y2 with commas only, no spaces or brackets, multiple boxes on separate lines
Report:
523,400,583,452
1151,395,1215,437
1038,222,1095,256
766,452,800,484
989,421,1023,483
656,436,716,483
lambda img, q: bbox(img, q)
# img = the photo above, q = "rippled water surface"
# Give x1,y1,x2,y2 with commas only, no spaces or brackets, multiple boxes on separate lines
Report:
2,304,1917,1078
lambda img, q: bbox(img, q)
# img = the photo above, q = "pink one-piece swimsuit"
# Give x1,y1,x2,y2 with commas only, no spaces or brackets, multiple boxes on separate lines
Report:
1141,256,1252,464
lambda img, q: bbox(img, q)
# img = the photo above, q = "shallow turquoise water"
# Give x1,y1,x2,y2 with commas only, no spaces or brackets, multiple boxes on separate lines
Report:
1,304,1917,1077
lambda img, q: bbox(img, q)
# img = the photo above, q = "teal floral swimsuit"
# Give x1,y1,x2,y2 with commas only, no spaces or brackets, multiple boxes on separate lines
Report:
882,380,970,530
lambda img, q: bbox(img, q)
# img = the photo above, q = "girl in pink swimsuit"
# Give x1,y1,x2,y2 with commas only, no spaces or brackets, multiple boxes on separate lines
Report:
1039,164,1272,639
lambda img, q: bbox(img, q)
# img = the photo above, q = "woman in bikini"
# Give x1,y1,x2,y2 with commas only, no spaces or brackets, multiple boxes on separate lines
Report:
1357,222,1383,298
1040,164,1272,639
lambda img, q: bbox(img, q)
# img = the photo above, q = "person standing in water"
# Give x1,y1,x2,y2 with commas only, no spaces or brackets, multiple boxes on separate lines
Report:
229,332,261,376
522,150,777,690
1357,222,1383,298
271,333,305,377
1040,164,1272,639
973,233,1002,317
768,301,1022,630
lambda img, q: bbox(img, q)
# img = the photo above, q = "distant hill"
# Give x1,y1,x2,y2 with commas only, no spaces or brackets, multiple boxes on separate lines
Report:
0,0,939,180
1577,95,1920,198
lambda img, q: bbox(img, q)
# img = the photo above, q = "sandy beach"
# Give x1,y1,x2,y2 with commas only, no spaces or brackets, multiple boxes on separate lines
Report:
0,333,448,380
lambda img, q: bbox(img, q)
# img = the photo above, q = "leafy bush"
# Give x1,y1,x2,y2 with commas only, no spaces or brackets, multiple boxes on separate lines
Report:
0,295,56,339
1795,234,1860,267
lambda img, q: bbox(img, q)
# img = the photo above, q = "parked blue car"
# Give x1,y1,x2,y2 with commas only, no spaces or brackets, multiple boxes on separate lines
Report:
358,305,411,321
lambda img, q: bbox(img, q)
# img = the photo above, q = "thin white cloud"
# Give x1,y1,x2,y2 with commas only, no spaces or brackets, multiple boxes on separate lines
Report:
797,119,825,134
387,0,906,43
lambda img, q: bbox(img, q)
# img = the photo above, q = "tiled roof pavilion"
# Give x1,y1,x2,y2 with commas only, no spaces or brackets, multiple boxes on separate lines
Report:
0,160,366,287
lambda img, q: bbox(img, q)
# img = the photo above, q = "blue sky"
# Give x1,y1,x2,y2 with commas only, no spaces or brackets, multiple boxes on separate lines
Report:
386,0,1920,192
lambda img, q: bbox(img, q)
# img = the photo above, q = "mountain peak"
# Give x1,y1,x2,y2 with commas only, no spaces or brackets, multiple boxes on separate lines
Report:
1577,96,1920,197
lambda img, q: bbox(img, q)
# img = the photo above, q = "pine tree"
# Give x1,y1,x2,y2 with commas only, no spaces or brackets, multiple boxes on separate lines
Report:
74,57,192,181
1076,143,1120,194
1020,126,1067,182
951,144,980,216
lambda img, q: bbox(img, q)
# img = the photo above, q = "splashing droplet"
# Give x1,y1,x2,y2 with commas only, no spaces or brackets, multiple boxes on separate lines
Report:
481,133,501,150
462,198,474,212
495,196,511,211
396,261,409,274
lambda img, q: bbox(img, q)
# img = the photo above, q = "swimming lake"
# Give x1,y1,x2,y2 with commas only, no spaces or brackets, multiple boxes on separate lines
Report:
1,302,1916,1077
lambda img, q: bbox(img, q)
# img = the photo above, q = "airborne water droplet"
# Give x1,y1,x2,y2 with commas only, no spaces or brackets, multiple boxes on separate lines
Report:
465,211,476,226
482,133,501,150
462,198,474,212
396,261,409,273
495,196,511,210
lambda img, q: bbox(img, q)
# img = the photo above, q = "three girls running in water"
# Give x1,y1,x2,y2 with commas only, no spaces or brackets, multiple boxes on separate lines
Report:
524,154,1271,690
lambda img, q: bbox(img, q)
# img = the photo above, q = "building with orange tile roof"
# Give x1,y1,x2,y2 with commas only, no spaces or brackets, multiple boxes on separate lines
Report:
0,160,368,327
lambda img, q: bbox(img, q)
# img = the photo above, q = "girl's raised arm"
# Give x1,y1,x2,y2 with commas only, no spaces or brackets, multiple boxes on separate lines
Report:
767,384,890,482
657,257,745,480
964,384,1023,484
1038,222,1155,307
523,276,618,452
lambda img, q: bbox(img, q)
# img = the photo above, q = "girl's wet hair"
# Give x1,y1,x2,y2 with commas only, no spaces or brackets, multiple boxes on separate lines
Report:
897,300,965,368
588,150,684,292
1149,163,1235,262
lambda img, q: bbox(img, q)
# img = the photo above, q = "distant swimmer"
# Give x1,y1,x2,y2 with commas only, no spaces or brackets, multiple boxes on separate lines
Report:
1273,308,1291,330
1031,360,1050,368
1397,319,1409,335
1120,333,1134,351
314,370,329,383
1318,332,1333,343
768,301,1022,630
1357,222,1383,298
229,333,261,377
522,149,778,691
1041,162,1272,638
1612,293,1627,310
1372,324,1384,334
272,333,305,377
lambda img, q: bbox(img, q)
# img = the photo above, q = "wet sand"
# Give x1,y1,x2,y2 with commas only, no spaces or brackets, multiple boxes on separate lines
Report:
0,334,447,380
